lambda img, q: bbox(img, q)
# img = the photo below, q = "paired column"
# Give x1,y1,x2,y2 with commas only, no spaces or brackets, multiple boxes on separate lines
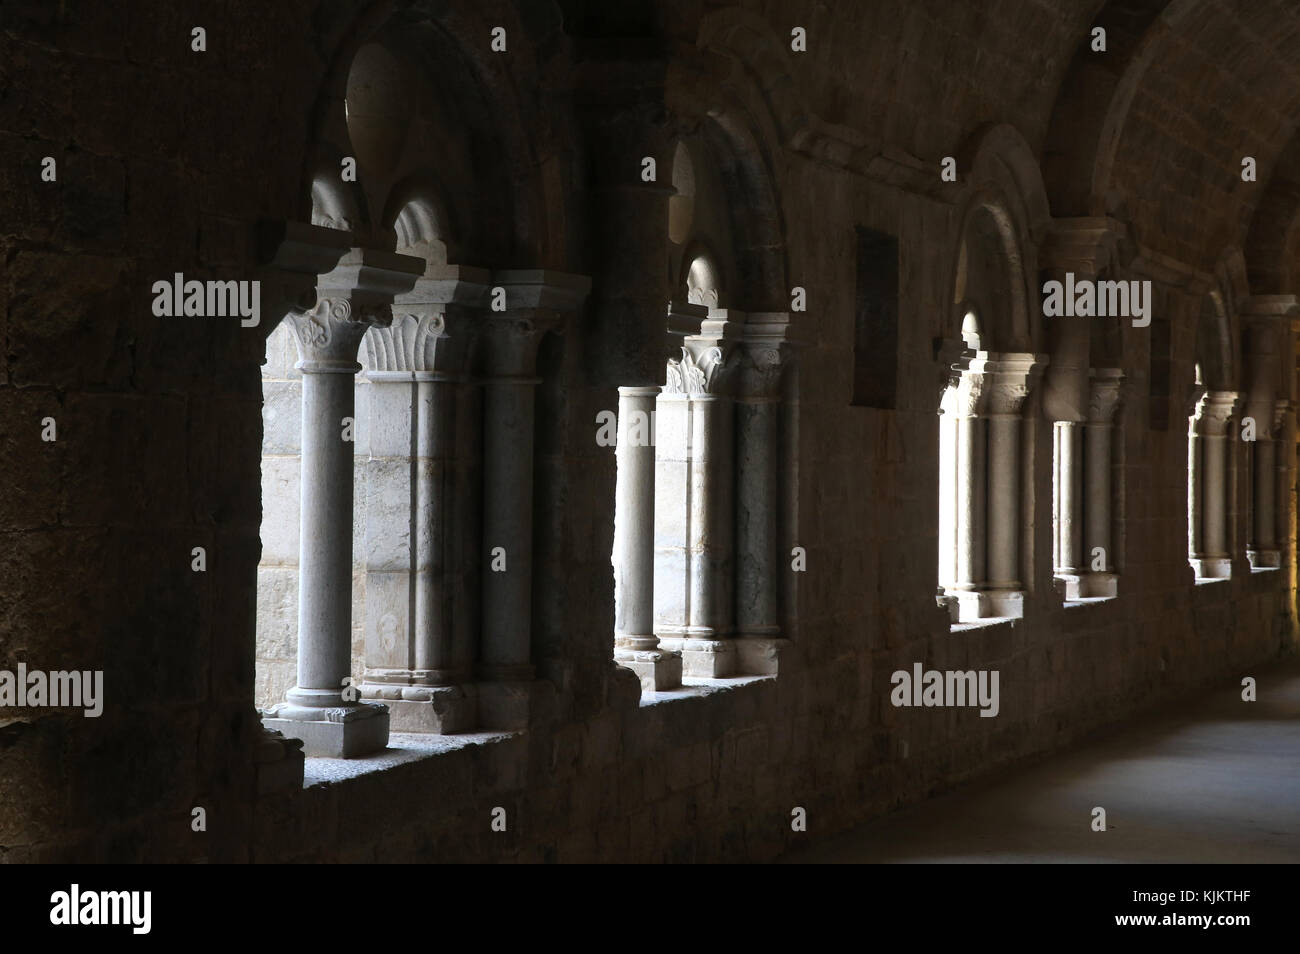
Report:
616,300,706,690
358,269,487,732
262,248,422,758
733,313,790,675
944,352,1045,621
1190,390,1238,580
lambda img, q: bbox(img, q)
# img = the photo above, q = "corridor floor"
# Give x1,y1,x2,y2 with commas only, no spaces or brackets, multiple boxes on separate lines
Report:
783,655,1300,863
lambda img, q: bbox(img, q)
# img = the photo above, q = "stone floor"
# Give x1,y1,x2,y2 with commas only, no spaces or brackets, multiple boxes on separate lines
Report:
783,656,1300,863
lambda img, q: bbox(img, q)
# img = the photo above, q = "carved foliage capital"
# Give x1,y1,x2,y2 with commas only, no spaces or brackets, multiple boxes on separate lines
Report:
287,295,392,368
665,344,732,396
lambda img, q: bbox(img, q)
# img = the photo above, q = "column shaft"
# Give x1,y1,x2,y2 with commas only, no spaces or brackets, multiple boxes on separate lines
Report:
986,414,1021,590
735,397,779,636
1084,422,1113,570
613,386,660,650
480,376,538,680
294,366,356,701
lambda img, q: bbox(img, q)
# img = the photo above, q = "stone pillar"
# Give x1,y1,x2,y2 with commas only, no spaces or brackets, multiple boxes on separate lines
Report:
477,270,589,728
1191,390,1237,580
980,352,1045,619
659,310,743,677
1053,421,1083,580
733,313,790,675
613,383,678,688
357,267,489,732
947,361,988,621
262,248,422,757
624,300,705,691
1080,368,1123,597
1272,400,1292,566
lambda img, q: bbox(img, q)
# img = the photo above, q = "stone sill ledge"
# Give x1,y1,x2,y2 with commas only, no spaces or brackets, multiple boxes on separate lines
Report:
303,730,514,788
950,616,1019,633
1063,595,1116,609
639,674,775,706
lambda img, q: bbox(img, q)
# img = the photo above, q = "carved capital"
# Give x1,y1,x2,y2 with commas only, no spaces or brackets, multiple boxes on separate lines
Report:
666,344,732,396
362,304,480,376
736,344,786,398
1193,390,1238,435
967,352,1046,417
1087,368,1125,425
482,313,554,378
287,296,392,370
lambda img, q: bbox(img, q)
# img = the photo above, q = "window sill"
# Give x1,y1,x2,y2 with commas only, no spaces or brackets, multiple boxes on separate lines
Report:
302,730,514,788
950,615,1018,633
639,674,774,707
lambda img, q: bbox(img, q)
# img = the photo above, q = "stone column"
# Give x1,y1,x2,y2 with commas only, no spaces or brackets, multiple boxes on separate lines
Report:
1272,400,1292,566
357,267,488,732
734,313,790,675
1053,421,1084,581
1191,391,1237,580
477,270,589,728
665,310,743,677
947,361,988,621
262,248,422,757
978,352,1045,619
1080,368,1123,597
624,298,707,686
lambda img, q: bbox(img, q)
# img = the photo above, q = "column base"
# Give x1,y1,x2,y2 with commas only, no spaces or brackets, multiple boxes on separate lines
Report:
1192,556,1232,580
946,589,988,623
734,635,787,675
614,647,683,692
946,588,1024,622
1058,573,1118,600
359,682,477,733
261,701,390,759
985,589,1024,618
1248,549,1281,570
658,635,737,677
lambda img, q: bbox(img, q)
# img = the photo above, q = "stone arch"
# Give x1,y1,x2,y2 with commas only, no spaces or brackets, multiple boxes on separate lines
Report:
297,0,565,265
947,124,1052,354
1041,0,1201,219
667,9,793,313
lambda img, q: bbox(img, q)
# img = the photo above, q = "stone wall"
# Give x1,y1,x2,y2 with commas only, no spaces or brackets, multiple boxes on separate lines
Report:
2,0,1298,863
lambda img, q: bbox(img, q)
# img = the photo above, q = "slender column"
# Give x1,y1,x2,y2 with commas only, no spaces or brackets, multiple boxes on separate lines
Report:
1054,421,1083,578
613,385,664,653
262,249,424,758
1081,369,1123,597
619,301,705,691
1191,391,1237,579
733,314,790,675
947,362,987,621
292,303,367,706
